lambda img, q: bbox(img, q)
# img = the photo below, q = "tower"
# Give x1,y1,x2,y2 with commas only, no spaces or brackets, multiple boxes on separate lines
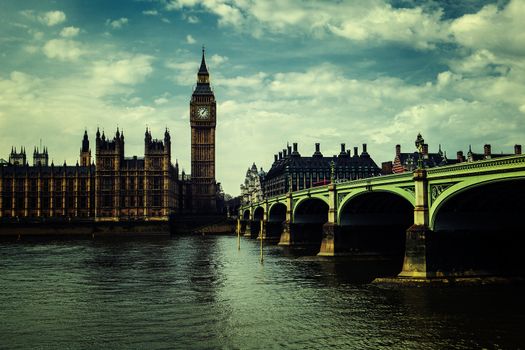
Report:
190,47,217,213
80,130,91,166
9,147,26,166
33,146,49,166
95,128,124,220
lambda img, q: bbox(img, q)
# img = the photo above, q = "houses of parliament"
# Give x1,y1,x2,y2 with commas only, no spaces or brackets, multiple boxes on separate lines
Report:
0,50,219,221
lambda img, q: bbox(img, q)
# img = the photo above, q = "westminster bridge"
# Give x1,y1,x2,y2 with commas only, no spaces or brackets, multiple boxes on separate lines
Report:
239,154,525,280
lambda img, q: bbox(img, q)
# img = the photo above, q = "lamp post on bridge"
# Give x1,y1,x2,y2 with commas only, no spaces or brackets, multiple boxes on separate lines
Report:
415,133,424,169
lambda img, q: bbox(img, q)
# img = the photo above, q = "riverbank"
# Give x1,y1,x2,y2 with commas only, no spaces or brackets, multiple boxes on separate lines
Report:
0,216,235,238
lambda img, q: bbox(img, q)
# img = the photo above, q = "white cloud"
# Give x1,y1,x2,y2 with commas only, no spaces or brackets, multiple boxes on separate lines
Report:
166,59,198,85
33,31,44,40
60,26,80,38
23,45,39,54
107,17,129,29
186,34,196,44
450,0,525,56
210,54,228,66
39,11,66,26
91,54,154,90
42,39,83,61
167,0,449,49
142,10,158,16
155,97,169,105
186,15,199,24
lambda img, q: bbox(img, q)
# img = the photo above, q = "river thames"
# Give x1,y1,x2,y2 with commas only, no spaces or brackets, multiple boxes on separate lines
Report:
1,235,524,349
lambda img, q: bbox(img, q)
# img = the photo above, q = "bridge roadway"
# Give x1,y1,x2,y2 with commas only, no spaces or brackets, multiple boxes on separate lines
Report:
239,154,525,281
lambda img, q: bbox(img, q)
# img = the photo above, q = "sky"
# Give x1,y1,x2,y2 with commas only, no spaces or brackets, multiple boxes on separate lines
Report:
1,0,524,196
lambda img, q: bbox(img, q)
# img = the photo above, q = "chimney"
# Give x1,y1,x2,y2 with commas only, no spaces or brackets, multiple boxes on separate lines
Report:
340,143,346,154
457,151,464,163
287,144,292,155
283,149,287,157
484,144,491,158
291,142,300,157
353,147,358,157
278,151,283,160
395,144,401,157
515,144,522,155
274,154,278,162
313,143,322,157
362,143,367,153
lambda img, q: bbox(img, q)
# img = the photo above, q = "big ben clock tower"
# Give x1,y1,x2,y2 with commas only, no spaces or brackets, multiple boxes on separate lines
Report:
190,47,217,213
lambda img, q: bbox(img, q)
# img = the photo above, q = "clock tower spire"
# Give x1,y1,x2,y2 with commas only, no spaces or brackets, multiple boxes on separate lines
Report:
190,47,217,213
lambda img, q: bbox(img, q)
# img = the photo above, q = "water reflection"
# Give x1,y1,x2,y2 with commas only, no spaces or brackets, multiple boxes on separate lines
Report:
0,235,523,349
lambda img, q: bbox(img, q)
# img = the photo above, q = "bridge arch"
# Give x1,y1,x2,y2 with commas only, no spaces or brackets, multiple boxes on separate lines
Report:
430,177,525,274
337,187,414,223
430,175,525,230
253,206,265,221
268,202,287,223
291,197,329,245
337,189,414,274
292,195,329,221
267,202,288,240
242,209,251,221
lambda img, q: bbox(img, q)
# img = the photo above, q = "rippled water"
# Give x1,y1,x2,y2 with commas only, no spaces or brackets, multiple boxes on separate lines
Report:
1,235,524,349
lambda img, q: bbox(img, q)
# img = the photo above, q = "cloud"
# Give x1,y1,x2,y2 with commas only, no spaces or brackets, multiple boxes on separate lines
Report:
167,0,449,49
186,34,196,44
91,54,154,93
155,97,169,105
210,54,228,66
142,10,158,16
166,58,198,85
39,10,66,26
450,0,525,56
106,17,129,29
42,39,83,61
60,26,80,38
186,15,199,24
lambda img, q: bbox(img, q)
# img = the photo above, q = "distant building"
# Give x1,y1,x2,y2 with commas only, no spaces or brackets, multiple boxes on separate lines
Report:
392,134,455,173
0,129,190,221
240,163,266,205
263,142,381,197
389,134,522,174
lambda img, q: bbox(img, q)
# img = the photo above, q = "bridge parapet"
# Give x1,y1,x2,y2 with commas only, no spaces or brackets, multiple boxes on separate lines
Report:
427,154,525,178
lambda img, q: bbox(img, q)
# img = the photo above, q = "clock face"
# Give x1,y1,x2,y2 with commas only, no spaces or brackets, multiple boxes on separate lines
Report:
197,107,209,119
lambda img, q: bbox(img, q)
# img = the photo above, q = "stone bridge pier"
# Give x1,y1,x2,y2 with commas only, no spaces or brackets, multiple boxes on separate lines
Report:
278,192,329,247
318,184,339,255
399,169,432,278
278,193,294,245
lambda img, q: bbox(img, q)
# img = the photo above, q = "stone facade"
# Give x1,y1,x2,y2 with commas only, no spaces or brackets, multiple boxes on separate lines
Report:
263,142,381,197
240,163,266,205
0,129,190,221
